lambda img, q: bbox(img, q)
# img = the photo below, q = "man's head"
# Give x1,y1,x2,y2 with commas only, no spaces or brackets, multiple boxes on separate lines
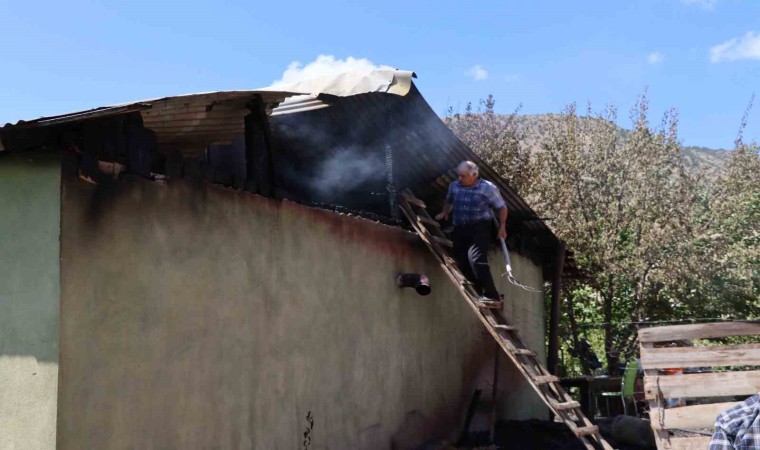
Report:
457,161,479,187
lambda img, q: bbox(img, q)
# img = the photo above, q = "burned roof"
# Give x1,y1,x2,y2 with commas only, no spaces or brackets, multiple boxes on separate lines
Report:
0,91,288,154
268,83,567,273
0,69,567,273
0,70,416,154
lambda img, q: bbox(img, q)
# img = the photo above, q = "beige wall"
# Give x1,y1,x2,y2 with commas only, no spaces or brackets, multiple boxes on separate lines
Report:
58,176,546,449
490,246,547,422
0,153,60,450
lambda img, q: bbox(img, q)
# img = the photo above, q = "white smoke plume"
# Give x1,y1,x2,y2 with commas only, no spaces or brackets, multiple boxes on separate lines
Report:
270,55,394,87
309,147,386,197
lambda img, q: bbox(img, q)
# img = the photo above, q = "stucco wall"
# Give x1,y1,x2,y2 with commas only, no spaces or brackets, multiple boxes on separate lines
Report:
0,153,60,450
59,176,546,449
490,244,547,422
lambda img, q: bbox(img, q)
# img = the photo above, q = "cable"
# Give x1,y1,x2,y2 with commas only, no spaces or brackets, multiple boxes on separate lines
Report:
572,317,753,328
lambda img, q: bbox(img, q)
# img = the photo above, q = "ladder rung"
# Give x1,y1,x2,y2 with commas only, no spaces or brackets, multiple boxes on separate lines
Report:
485,315,516,331
401,192,426,209
550,400,580,410
512,349,536,357
477,301,504,310
417,215,440,228
533,375,559,384
432,236,453,248
571,425,599,437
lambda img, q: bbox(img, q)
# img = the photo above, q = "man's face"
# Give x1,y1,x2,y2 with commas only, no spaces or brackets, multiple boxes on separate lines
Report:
458,170,478,187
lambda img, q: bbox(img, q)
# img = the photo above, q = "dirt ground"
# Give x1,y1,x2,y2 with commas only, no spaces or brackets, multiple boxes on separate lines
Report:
419,417,657,450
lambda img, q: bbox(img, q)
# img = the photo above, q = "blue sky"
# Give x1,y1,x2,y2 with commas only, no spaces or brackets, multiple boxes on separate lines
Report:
1,0,759,149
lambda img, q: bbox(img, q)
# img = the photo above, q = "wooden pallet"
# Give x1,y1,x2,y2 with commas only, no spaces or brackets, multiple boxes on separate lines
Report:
398,189,612,450
639,321,760,450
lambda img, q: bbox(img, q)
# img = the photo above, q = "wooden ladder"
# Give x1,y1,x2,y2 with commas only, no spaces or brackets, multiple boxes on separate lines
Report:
398,189,613,450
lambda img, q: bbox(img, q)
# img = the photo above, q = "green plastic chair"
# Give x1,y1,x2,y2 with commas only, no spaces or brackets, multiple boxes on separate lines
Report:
621,360,641,416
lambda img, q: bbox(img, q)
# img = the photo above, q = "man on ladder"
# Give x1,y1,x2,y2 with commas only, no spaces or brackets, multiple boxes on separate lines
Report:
435,161,508,307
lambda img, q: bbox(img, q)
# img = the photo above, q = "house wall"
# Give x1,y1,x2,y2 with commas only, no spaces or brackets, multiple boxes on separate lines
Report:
492,243,547,421
0,153,60,450
58,176,546,450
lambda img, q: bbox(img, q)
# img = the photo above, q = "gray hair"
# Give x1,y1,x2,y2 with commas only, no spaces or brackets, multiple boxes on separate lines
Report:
457,160,479,177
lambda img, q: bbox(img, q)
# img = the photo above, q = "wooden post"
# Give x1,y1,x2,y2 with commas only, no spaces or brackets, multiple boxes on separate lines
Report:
244,95,276,198
547,241,566,375
490,345,500,444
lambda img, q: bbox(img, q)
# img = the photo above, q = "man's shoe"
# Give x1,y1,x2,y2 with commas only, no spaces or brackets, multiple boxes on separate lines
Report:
477,295,503,309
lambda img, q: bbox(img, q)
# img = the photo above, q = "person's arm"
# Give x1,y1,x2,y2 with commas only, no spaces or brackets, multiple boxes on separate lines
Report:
485,181,508,239
436,183,455,221
708,424,734,450
435,202,453,221
497,206,508,240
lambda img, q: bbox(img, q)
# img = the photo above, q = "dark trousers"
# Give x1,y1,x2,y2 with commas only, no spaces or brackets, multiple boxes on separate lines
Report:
451,221,500,299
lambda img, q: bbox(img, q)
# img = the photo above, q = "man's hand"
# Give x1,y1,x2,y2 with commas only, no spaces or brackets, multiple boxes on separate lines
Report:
436,202,453,222
497,225,507,240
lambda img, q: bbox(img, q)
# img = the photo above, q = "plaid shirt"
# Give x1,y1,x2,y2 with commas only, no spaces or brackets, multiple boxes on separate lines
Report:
709,394,760,450
446,179,506,226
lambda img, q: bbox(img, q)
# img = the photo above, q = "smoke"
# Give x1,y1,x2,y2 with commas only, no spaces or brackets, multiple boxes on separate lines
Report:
309,146,386,197
267,57,459,217
270,55,395,87
269,54,403,202
271,83,456,207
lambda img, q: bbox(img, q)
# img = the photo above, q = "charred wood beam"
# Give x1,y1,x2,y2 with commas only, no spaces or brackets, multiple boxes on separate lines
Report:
245,95,276,198
456,389,482,446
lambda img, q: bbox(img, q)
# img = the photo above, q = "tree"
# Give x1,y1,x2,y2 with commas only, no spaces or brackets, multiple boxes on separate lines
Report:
532,98,708,373
666,102,760,323
445,94,760,376
701,126,759,308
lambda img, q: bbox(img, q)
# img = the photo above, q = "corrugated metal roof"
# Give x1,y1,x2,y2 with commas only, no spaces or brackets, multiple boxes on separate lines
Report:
0,70,417,154
0,91,294,154
140,92,277,153
270,95,330,116
271,85,543,223
268,84,563,267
